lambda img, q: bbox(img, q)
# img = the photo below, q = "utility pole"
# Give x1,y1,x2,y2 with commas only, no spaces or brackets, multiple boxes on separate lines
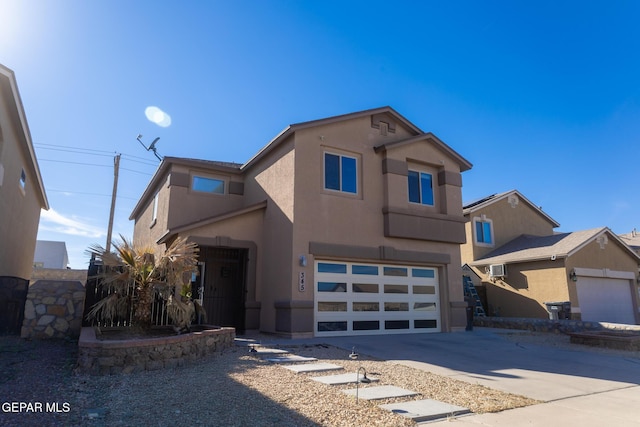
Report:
106,153,121,253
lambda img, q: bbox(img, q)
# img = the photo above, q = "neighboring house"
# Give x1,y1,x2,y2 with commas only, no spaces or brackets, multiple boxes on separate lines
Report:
461,190,640,324
130,106,473,337
619,229,640,257
0,64,49,280
0,64,49,334
33,240,69,269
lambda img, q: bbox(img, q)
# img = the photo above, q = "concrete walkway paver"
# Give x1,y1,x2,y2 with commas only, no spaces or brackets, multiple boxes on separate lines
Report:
311,372,380,385
381,399,470,422
342,385,418,400
283,362,343,373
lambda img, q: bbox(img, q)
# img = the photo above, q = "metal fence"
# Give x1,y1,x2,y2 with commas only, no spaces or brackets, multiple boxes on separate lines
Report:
82,258,171,328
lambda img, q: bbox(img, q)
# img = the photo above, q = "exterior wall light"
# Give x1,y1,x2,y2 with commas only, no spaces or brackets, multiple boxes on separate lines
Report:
569,270,577,282
299,255,307,267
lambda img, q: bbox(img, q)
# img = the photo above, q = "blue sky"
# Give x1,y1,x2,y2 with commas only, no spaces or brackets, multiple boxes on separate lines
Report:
2,1,639,268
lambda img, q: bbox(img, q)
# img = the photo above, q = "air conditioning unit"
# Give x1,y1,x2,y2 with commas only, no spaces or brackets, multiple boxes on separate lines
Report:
489,264,507,278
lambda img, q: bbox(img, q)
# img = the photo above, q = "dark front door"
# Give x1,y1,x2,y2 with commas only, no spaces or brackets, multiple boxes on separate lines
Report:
200,247,246,333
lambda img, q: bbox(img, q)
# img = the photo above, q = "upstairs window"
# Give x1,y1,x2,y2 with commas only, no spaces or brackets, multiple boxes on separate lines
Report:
473,216,494,245
192,176,225,194
324,152,357,194
408,170,433,205
151,192,159,223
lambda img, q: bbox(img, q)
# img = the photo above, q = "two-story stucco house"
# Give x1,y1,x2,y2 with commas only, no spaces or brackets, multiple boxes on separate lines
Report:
0,64,49,333
130,107,473,337
461,190,640,324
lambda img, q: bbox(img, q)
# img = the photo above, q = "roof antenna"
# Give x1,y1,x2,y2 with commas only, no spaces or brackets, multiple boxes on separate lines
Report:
136,134,163,161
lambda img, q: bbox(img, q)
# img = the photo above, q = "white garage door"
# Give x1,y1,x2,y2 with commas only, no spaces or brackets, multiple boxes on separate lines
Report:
576,277,635,324
314,260,441,336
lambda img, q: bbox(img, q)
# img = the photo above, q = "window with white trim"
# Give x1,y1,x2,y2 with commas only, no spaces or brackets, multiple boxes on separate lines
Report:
324,152,357,194
473,216,494,246
408,170,434,205
151,192,159,223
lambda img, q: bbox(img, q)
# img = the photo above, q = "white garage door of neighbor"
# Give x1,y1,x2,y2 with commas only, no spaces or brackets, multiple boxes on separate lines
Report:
314,260,441,336
576,277,635,324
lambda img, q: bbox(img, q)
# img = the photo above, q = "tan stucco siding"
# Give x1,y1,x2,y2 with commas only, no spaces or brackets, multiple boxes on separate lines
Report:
0,91,42,279
244,140,296,333
165,165,244,230
566,238,640,274
484,261,568,318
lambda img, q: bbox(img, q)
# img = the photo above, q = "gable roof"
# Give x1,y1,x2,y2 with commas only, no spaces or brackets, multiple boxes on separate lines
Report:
471,227,640,266
242,106,471,171
131,107,471,221
373,132,472,172
129,157,242,220
463,190,559,228
0,64,48,210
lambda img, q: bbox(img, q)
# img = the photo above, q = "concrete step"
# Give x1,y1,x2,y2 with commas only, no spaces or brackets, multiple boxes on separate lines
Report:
311,372,380,385
342,385,418,401
380,399,470,423
264,354,318,363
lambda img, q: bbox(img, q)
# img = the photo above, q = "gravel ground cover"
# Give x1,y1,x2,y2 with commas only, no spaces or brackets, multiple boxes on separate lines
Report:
2,330,634,427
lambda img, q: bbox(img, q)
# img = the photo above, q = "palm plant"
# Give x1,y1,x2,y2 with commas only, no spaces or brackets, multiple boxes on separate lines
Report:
86,235,201,332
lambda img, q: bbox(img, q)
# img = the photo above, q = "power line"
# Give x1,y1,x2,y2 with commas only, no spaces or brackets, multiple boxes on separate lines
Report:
46,188,139,200
39,159,112,168
35,143,160,167
34,142,115,155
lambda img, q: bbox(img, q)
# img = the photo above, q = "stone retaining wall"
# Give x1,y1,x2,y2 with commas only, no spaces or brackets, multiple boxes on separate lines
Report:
76,326,235,375
21,280,86,339
474,316,640,333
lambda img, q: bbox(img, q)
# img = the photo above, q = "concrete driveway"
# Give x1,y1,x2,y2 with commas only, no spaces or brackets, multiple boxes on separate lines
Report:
312,328,640,426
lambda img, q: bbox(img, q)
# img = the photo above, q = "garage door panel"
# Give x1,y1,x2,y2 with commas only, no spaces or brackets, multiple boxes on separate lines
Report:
576,277,635,324
315,260,441,336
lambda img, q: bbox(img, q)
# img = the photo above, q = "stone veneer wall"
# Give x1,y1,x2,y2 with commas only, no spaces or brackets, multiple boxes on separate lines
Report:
21,280,86,339
76,326,235,375
474,316,640,333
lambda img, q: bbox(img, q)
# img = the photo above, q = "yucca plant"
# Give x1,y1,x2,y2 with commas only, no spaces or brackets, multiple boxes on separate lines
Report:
86,235,201,332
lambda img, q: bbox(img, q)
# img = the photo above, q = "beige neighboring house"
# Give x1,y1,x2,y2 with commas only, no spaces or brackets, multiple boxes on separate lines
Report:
0,64,49,282
130,106,473,337
461,190,640,324
620,229,640,257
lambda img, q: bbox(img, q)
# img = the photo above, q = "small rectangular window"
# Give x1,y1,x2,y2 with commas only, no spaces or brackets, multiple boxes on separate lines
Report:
352,265,379,275
414,302,437,311
192,176,225,194
324,152,357,194
413,285,436,295
412,268,435,278
353,320,380,330
384,284,408,294
317,282,347,292
415,319,438,329
317,263,347,274
318,321,347,332
353,302,379,312
352,283,379,293
318,302,347,312
384,266,408,277
385,320,410,329
384,302,409,311
408,170,434,205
